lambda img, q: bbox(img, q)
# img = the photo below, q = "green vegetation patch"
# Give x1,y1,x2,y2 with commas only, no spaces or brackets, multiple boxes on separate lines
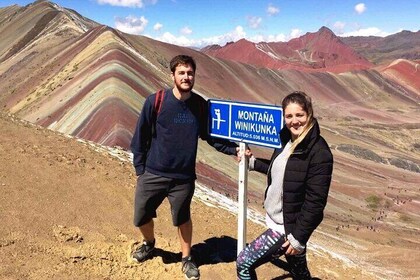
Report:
365,194,381,210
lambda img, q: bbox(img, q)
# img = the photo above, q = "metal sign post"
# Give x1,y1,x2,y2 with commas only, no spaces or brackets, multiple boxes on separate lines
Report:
208,99,283,255
237,142,248,255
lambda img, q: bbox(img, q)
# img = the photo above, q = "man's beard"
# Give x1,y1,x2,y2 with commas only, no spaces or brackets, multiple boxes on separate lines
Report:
176,81,194,93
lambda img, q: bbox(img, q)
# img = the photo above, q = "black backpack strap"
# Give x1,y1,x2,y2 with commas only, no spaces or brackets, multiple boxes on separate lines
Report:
151,89,165,137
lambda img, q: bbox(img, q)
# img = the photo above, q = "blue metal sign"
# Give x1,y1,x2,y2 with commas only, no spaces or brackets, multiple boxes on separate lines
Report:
208,99,283,148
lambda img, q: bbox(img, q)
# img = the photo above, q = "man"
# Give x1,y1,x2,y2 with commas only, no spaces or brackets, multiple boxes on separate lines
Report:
130,55,239,280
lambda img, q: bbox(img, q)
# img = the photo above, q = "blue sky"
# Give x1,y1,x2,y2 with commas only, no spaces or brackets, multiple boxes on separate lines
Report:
3,0,420,48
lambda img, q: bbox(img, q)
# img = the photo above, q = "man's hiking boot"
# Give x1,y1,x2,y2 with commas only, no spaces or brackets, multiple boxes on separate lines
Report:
181,256,200,280
132,239,155,263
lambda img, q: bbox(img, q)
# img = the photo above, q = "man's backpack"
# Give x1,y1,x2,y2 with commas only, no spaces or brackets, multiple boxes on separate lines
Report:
150,89,165,137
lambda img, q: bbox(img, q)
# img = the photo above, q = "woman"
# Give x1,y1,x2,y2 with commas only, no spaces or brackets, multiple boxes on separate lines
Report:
236,91,333,280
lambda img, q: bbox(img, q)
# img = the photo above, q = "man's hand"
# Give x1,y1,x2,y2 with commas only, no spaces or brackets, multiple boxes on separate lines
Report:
236,147,252,162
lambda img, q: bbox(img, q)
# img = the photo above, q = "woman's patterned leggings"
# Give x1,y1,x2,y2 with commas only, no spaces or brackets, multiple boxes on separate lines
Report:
236,228,311,280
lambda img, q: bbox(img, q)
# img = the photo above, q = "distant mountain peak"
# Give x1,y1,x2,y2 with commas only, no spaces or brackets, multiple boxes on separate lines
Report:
32,0,54,7
202,24,372,71
234,38,253,46
314,26,338,41
200,44,222,52
318,26,334,34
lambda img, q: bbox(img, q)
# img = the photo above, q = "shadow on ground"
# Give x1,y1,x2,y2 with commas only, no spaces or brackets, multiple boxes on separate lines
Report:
151,235,322,280
147,235,238,265
192,235,238,265
154,248,182,264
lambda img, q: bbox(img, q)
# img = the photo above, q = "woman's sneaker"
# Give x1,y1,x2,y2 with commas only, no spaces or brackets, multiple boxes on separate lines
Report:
132,239,155,262
181,256,200,280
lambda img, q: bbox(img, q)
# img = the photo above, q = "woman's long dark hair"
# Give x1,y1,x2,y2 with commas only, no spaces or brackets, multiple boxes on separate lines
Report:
282,91,315,153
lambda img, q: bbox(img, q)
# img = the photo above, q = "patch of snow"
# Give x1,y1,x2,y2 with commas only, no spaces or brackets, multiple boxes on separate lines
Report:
255,44,282,60
48,121,58,130
52,2,89,32
194,182,265,225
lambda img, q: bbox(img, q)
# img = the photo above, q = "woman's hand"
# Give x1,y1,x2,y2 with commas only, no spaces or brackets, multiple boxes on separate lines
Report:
282,240,300,255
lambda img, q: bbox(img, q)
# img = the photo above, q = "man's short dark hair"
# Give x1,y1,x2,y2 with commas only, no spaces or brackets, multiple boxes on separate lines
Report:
170,55,196,73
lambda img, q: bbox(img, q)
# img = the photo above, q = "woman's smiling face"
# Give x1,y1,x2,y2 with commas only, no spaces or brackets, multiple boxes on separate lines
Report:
284,102,308,141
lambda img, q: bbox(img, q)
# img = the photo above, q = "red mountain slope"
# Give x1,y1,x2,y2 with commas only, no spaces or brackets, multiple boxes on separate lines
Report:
202,27,373,73
341,30,420,64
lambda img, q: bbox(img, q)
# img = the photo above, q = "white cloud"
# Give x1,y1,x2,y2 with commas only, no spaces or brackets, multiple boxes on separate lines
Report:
180,26,192,35
97,0,144,8
150,25,305,48
158,32,193,47
153,25,247,48
333,21,346,34
199,26,247,46
249,33,286,43
115,15,148,34
267,4,279,16
248,16,262,29
355,3,366,14
269,33,287,42
249,34,265,43
341,27,390,37
290,29,302,39
196,26,247,47
153,22,163,31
